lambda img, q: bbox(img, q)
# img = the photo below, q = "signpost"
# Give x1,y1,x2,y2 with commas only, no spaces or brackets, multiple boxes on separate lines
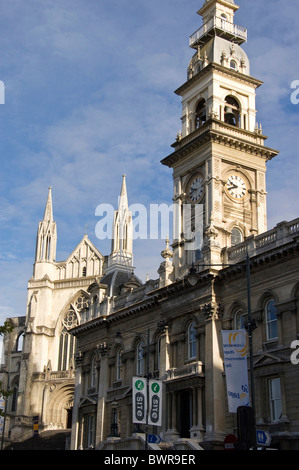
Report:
224,434,238,450
148,434,162,444
256,430,271,447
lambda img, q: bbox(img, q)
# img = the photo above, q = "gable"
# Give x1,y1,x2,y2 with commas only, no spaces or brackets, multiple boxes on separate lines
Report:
56,235,105,280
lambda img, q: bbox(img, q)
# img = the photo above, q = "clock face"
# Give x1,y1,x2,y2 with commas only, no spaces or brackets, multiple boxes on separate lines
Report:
226,175,246,199
188,176,204,202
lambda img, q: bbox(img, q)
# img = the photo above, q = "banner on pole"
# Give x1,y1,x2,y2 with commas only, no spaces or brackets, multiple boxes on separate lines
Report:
148,379,162,427
221,330,250,413
132,377,147,424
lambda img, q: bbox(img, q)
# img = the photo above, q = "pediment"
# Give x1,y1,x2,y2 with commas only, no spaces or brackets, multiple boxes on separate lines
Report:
254,352,283,367
79,396,97,408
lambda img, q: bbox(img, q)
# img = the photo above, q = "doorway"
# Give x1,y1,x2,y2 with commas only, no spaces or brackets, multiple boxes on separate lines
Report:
67,407,73,429
179,390,192,438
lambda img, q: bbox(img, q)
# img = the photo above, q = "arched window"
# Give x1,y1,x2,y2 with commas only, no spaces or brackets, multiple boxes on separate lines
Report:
116,348,123,381
231,227,243,246
16,333,24,352
195,99,206,129
234,309,247,330
224,96,240,127
58,309,78,371
10,383,18,412
188,322,197,359
221,13,228,30
230,60,237,71
136,341,144,375
265,299,278,340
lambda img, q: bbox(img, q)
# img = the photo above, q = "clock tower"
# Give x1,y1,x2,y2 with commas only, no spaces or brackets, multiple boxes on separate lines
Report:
161,0,279,280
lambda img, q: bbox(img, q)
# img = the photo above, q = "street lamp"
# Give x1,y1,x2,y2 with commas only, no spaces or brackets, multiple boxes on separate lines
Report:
115,322,167,449
190,249,257,448
115,327,151,449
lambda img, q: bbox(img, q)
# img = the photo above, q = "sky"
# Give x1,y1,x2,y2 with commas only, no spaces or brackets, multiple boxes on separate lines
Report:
0,0,299,332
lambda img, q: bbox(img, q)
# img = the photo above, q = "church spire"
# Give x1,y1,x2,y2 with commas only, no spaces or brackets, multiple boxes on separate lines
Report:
35,187,57,263
107,175,133,273
43,186,54,222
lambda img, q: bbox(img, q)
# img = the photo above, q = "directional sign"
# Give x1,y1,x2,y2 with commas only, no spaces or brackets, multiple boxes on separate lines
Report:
256,430,271,446
148,434,162,444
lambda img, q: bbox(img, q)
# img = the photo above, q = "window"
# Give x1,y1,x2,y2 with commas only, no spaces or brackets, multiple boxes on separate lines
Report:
234,309,247,330
188,322,197,359
10,384,18,412
195,99,206,128
156,336,161,371
269,378,282,421
230,60,237,71
116,348,123,381
76,296,88,311
90,357,97,389
58,309,78,371
16,333,24,352
231,227,243,246
136,341,144,375
87,415,95,448
221,13,228,30
266,299,278,340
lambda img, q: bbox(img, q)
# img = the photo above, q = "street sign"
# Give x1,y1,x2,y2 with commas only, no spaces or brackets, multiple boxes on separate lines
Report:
33,416,39,436
148,434,162,444
224,434,238,450
256,430,271,446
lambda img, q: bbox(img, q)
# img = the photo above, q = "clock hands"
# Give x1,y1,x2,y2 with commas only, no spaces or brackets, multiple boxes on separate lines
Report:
227,183,238,191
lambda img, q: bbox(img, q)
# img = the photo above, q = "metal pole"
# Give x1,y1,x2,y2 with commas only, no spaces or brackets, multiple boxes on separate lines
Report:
246,252,255,413
246,252,256,449
145,327,150,450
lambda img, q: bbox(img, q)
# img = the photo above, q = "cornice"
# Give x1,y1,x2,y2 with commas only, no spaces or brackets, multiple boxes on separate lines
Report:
161,118,279,168
174,62,263,97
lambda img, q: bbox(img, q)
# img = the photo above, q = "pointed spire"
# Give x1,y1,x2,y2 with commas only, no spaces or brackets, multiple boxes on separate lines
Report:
43,187,53,221
118,174,129,213
107,176,133,274
35,187,57,264
120,174,127,198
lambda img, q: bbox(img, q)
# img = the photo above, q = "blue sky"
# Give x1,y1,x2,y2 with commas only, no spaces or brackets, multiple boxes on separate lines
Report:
0,0,299,328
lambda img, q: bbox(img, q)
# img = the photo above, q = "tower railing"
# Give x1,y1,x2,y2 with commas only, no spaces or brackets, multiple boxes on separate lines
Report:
190,16,247,48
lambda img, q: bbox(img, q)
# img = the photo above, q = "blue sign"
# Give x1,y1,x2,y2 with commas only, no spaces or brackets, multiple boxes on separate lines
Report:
148,434,162,444
256,430,271,446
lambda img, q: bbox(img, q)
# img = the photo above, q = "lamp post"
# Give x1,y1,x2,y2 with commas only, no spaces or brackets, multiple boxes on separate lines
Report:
191,250,257,446
115,327,151,449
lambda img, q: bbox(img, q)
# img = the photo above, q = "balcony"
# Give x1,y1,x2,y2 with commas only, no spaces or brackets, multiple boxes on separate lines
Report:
190,16,247,48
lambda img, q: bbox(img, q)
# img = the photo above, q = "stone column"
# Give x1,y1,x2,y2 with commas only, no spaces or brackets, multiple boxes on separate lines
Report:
95,343,110,446
70,352,83,450
203,303,226,447
190,386,204,440
165,391,180,441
